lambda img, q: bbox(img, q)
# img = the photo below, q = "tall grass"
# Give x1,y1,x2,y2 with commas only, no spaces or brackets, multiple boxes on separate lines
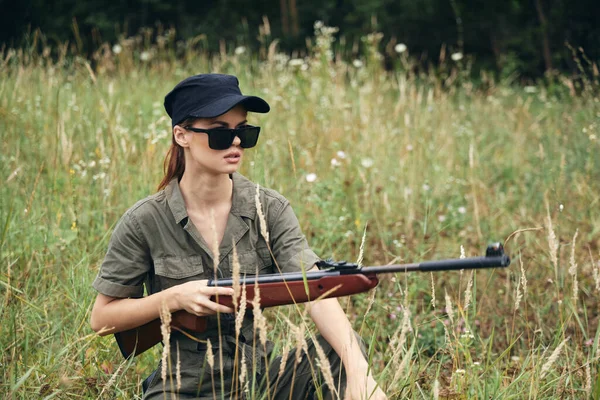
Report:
1,23,599,398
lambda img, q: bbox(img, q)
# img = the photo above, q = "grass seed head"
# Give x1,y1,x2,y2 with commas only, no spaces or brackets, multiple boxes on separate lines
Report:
568,230,579,301
313,337,338,398
159,300,172,385
252,274,268,348
540,337,569,378
206,338,214,369
231,244,241,308
255,184,269,243
445,290,454,325
545,204,559,272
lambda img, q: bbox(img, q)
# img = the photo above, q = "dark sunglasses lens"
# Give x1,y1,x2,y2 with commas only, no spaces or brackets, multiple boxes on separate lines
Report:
208,130,235,150
238,126,260,148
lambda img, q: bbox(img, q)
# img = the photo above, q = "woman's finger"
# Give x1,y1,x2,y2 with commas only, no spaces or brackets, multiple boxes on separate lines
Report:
202,286,235,297
196,296,235,314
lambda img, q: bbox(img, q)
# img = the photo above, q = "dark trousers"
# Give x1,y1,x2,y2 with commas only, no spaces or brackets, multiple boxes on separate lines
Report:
143,333,366,399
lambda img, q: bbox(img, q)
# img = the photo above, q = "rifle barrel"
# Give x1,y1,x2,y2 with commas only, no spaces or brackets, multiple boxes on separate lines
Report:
361,254,510,274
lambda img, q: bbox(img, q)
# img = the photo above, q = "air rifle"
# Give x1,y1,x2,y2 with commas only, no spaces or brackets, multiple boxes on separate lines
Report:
115,243,510,358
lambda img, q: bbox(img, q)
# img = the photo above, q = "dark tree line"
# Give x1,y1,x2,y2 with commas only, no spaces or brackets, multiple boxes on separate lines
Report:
1,0,598,78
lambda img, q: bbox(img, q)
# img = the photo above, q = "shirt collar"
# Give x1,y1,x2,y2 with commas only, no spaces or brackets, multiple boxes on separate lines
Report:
165,172,257,224
165,178,188,224
231,172,257,220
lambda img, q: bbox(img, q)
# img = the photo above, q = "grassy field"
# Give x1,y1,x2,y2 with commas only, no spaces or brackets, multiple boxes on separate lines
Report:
1,26,599,399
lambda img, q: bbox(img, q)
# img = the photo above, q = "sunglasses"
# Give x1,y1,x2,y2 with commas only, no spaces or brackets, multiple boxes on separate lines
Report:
183,125,261,150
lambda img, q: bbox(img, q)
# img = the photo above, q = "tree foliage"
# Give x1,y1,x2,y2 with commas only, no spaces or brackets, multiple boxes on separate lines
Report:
1,0,598,78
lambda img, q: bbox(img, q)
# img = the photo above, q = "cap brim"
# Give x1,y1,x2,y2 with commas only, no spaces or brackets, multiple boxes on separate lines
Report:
188,94,270,120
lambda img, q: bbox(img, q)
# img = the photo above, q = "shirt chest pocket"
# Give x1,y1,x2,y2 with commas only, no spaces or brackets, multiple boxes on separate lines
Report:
154,255,204,290
230,247,273,276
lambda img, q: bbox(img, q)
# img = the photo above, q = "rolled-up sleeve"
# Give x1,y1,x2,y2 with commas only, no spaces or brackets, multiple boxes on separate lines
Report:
92,212,150,298
269,201,320,273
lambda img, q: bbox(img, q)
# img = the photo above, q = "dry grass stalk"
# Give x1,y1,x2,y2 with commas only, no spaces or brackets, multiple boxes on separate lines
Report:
356,223,368,266
519,254,528,298
540,337,569,378
460,245,466,259
209,208,220,270
363,288,377,320
239,349,248,394
159,300,172,386
514,274,523,312
594,255,600,292
206,338,214,369
464,270,474,310
231,244,241,309
312,337,338,399
390,296,412,370
255,184,269,243
176,342,181,392
235,283,247,338
252,274,268,349
433,379,440,400
585,362,591,397
392,341,413,383
545,203,559,277
98,359,125,398
281,316,307,365
430,273,436,308
445,290,454,325
568,230,579,301
277,344,290,380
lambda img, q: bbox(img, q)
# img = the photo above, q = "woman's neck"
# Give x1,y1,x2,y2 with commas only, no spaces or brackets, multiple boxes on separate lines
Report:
178,172,233,214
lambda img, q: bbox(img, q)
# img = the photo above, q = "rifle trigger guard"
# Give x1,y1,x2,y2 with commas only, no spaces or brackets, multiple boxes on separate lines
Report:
316,259,360,271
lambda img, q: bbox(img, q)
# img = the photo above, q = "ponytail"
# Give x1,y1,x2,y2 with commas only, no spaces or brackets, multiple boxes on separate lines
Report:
157,135,185,191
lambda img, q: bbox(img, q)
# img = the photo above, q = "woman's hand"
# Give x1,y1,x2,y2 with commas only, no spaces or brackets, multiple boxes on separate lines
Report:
169,280,235,316
344,371,387,400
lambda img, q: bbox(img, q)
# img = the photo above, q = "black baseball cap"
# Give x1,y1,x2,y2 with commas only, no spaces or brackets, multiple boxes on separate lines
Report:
164,74,270,126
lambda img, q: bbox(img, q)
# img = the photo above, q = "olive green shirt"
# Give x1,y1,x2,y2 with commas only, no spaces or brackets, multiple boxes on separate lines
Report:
93,172,320,299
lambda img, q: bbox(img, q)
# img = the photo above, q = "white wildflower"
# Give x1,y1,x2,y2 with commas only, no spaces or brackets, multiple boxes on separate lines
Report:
289,58,304,67
352,59,363,68
234,46,246,55
524,86,537,93
394,43,407,54
112,44,122,54
140,51,151,61
451,52,463,61
306,173,317,183
361,158,374,168
336,150,347,159
458,206,467,214
330,158,341,167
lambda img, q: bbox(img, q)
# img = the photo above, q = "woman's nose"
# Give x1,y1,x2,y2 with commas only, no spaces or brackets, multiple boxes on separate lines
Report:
232,135,242,146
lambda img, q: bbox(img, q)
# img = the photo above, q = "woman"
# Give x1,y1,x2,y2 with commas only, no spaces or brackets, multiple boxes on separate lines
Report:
90,74,387,400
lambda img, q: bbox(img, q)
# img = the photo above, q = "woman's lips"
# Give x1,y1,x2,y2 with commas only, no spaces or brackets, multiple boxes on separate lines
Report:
224,151,241,163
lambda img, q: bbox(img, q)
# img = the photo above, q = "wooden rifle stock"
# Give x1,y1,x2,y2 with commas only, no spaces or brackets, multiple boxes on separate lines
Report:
114,243,510,358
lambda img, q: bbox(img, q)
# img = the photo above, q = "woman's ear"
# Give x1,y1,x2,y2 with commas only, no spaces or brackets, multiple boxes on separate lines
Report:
173,125,190,148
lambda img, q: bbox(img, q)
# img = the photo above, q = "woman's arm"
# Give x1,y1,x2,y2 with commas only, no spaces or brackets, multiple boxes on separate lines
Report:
307,287,387,400
90,281,235,336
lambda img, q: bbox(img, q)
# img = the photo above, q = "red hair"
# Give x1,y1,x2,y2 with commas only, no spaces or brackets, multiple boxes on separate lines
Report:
157,119,197,191
157,134,185,191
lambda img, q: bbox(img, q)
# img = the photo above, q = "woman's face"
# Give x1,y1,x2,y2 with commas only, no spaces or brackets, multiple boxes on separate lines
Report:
174,105,250,176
